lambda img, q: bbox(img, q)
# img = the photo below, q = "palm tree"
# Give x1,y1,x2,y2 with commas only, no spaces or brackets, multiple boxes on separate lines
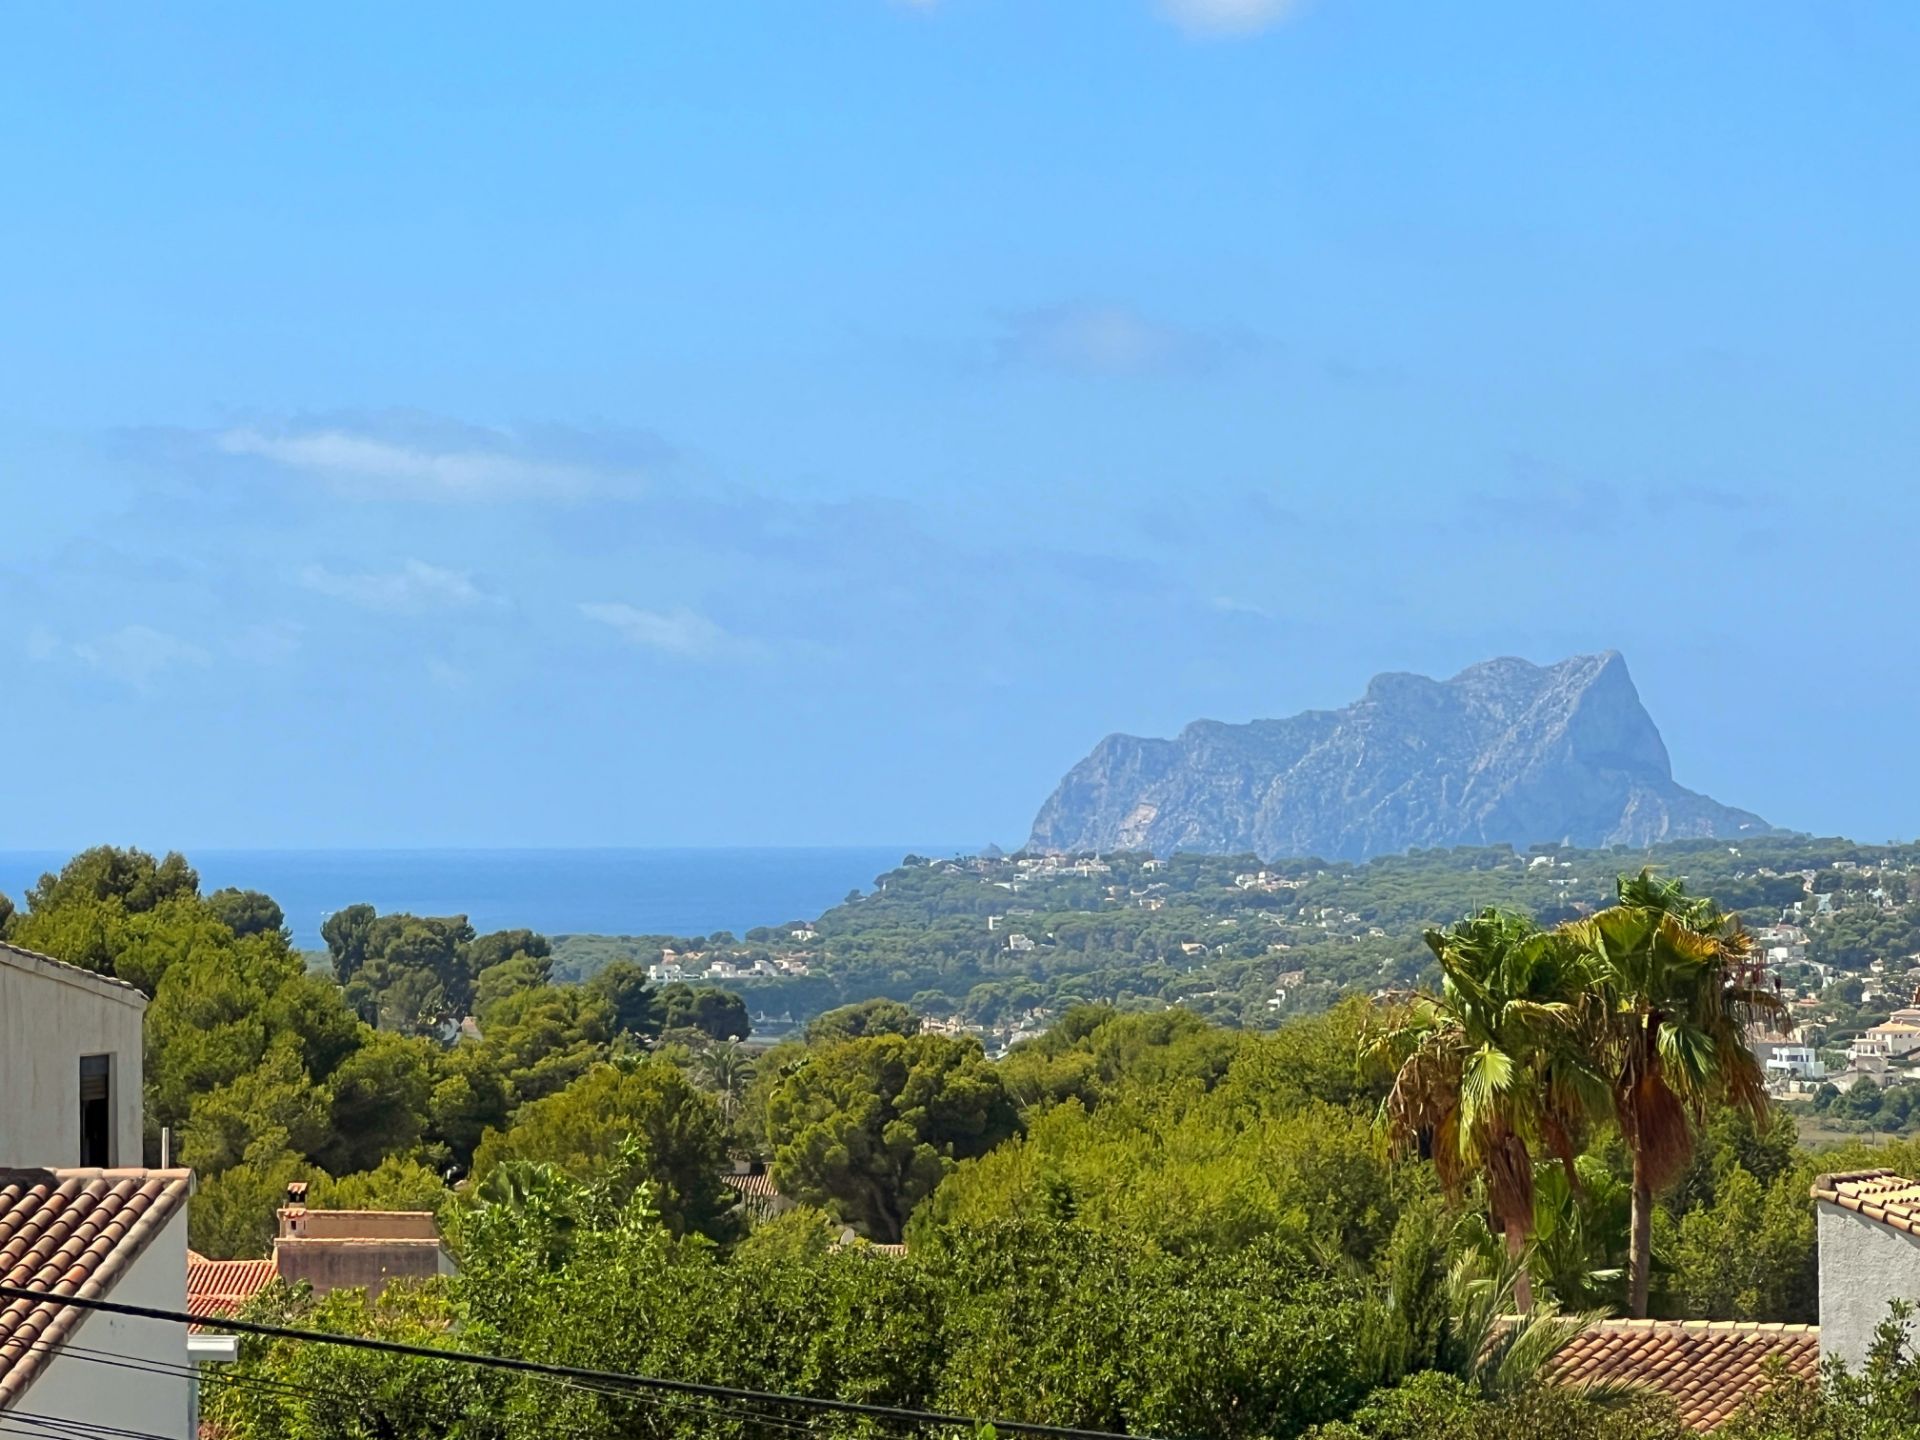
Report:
1366,909,1599,1310
1374,1201,1637,1405
1443,1251,1638,1405
1526,1153,1632,1312
1565,869,1783,1318
691,1039,756,1121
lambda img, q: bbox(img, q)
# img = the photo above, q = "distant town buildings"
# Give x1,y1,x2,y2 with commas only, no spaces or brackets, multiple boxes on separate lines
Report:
1862,1020,1920,1059
1764,1042,1826,1083
649,950,811,985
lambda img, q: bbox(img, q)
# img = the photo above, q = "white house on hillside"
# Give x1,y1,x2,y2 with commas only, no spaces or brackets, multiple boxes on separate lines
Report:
1864,1020,1920,1058
1763,1043,1825,1083
0,941,199,1439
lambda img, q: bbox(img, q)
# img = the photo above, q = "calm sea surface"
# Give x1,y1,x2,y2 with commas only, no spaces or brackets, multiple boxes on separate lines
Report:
0,848,946,950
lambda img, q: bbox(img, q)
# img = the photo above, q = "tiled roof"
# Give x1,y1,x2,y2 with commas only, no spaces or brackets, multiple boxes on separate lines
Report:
0,942,146,1002
1552,1318,1818,1431
185,1257,276,1330
0,1168,192,1408
726,1171,790,1218
1810,1169,1920,1232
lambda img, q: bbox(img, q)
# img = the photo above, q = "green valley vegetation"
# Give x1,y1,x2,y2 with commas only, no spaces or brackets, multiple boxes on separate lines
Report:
554,835,1920,1078
18,842,1920,1435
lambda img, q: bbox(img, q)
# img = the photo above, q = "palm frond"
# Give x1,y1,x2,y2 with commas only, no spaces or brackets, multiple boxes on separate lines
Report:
1442,1251,1636,1402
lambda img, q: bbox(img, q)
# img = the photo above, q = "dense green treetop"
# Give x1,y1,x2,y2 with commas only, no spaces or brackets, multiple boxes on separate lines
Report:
803,996,922,1044
655,981,750,1041
206,887,287,938
469,1060,735,1238
766,1032,1020,1242
26,844,200,915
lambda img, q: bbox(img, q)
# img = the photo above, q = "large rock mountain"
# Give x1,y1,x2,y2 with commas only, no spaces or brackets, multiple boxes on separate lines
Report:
1028,652,1768,862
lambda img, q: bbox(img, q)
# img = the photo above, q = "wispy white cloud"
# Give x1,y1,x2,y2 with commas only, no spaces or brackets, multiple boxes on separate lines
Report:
898,0,1304,38
299,559,503,615
62,625,212,689
1467,453,1777,536
579,602,736,659
1158,0,1305,36
994,303,1255,377
166,411,670,503
30,620,300,687
219,426,598,501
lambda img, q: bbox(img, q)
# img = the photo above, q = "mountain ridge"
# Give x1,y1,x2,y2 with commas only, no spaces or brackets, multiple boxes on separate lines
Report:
1028,651,1769,861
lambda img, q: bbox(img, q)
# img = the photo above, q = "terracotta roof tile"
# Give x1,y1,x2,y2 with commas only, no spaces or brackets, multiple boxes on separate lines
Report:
1810,1169,1920,1234
726,1172,789,1218
0,1168,192,1408
185,1257,276,1331
1550,1318,1818,1431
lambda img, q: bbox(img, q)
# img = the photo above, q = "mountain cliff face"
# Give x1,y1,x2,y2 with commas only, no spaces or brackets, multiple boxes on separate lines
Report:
1028,652,1768,861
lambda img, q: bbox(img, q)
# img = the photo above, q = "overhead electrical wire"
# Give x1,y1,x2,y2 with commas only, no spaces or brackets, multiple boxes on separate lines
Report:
0,1283,1145,1438
0,1413,186,1440
0,1331,824,1440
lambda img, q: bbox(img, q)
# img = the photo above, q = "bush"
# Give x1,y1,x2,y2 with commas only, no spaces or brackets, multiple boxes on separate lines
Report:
1312,1373,1690,1440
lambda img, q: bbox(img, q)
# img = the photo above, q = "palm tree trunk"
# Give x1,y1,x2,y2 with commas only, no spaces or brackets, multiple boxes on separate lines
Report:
1628,1150,1653,1318
1505,1222,1534,1312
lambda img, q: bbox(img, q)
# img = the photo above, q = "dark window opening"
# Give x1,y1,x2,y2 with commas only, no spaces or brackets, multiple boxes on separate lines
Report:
79,1055,112,1166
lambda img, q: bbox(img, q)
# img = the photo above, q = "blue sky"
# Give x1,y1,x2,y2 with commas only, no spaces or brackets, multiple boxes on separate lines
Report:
1,1,1915,849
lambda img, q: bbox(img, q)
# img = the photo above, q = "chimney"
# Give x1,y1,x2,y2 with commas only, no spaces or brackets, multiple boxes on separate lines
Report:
279,1181,310,1239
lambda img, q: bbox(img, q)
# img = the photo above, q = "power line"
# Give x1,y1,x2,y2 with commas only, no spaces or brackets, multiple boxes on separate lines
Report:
9,1328,871,1440
0,1332,323,1406
0,1282,1144,1439
0,1337,374,1440
3,1332,824,1440
0,1413,184,1440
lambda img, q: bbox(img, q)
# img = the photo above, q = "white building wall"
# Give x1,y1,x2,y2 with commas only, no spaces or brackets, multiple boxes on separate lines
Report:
1817,1201,1920,1370
0,946,146,1168
6,1204,191,1439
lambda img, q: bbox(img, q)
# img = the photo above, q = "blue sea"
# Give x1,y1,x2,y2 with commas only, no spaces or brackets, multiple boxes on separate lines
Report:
0,848,951,951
